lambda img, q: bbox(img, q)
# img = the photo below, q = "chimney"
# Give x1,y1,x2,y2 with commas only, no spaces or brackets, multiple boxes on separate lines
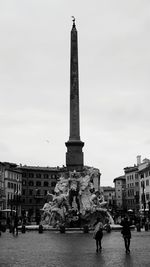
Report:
137,155,141,166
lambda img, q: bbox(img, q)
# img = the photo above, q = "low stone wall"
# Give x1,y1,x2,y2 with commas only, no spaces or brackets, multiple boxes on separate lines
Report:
17,224,135,232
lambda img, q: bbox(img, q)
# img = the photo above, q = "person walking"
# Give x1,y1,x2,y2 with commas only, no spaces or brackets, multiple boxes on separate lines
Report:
121,217,131,253
7,216,11,230
0,220,2,236
93,217,103,252
12,214,19,236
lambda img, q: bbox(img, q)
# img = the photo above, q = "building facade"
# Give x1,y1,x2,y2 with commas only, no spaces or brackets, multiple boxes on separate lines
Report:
113,176,126,212
100,186,115,209
0,162,6,210
0,162,22,213
138,164,150,212
124,166,139,213
123,156,150,214
18,165,62,220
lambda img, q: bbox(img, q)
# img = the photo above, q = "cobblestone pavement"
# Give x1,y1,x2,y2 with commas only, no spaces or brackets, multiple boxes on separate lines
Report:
0,230,150,267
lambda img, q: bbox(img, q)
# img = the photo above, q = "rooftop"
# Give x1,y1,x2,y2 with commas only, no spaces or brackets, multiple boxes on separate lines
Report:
18,165,61,172
113,175,125,182
124,166,138,173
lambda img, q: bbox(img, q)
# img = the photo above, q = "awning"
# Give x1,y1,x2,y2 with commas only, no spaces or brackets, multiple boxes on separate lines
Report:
139,209,149,212
1,209,16,213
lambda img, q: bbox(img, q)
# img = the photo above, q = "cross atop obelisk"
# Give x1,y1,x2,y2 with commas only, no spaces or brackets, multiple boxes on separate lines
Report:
65,18,84,171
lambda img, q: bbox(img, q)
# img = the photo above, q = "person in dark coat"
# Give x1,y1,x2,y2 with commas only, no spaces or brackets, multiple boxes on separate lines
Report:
7,217,11,229
12,214,19,235
93,217,103,252
121,217,131,253
0,221,2,236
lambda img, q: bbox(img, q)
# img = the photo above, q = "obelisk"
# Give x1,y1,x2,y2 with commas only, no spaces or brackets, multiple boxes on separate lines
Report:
65,17,84,171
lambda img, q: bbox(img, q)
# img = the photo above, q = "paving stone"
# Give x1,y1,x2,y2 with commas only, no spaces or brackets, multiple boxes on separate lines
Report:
0,230,150,266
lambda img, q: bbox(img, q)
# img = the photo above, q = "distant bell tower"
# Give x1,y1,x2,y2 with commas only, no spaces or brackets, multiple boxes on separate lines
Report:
65,17,84,171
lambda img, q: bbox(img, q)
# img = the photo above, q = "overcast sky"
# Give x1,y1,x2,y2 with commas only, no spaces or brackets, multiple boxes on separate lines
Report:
0,0,150,186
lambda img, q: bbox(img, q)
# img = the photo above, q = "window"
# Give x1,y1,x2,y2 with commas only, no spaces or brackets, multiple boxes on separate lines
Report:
8,182,10,188
29,181,34,186
141,194,144,202
29,173,34,178
44,174,49,179
29,199,32,204
146,180,149,186
51,182,56,187
36,181,41,187
29,189,33,196
22,173,27,177
22,180,26,186
36,189,41,196
44,181,49,187
44,190,47,196
36,173,41,178
22,189,26,195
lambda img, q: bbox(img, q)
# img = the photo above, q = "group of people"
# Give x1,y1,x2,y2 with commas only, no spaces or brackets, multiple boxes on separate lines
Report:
93,216,131,253
0,214,19,236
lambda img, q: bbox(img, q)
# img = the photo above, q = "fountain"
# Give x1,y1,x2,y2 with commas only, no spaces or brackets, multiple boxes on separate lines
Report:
39,20,116,230
41,167,114,229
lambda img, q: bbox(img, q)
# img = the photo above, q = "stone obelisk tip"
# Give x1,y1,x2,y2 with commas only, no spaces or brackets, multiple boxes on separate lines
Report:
71,16,76,28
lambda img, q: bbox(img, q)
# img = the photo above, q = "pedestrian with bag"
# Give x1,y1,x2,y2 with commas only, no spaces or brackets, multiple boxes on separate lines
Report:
93,217,103,252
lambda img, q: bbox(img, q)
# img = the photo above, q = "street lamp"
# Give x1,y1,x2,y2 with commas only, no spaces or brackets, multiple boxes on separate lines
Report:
7,194,13,215
34,188,41,225
148,201,150,220
122,187,126,214
141,178,146,224
14,191,21,215
134,192,139,215
8,192,21,216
